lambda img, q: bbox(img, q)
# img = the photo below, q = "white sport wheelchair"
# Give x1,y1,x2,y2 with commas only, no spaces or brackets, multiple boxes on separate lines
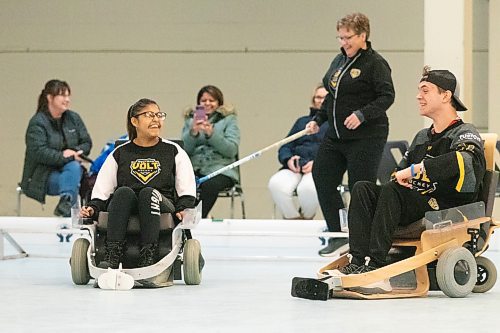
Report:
70,203,203,289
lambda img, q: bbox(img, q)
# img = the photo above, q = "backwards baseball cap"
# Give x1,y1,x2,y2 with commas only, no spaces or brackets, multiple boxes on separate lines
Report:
420,68,467,111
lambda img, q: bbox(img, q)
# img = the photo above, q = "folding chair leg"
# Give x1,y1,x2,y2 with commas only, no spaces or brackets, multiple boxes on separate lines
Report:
230,195,235,219
16,186,22,217
240,193,246,219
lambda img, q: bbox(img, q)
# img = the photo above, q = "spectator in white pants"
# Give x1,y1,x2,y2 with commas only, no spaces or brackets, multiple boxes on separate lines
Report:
268,85,328,219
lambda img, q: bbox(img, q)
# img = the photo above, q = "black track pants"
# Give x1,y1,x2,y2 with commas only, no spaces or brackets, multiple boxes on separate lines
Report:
348,181,432,266
312,135,386,232
106,186,174,244
198,174,234,218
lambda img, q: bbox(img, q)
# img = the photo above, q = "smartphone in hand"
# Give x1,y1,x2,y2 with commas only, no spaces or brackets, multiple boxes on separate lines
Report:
80,154,94,163
194,105,206,121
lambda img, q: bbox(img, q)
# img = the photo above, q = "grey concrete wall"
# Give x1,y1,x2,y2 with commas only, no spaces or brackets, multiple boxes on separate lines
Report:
0,0,493,219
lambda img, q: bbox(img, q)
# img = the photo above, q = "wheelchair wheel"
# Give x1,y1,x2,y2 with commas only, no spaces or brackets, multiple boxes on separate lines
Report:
183,239,202,285
436,247,477,298
473,256,497,293
71,238,91,285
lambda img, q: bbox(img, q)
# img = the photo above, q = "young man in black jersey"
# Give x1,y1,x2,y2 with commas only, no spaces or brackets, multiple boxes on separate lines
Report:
294,66,486,297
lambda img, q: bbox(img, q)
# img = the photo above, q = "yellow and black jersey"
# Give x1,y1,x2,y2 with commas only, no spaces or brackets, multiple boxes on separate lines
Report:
398,120,486,210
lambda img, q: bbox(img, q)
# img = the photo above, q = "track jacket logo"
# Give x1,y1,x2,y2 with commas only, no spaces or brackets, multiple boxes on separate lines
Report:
350,68,361,78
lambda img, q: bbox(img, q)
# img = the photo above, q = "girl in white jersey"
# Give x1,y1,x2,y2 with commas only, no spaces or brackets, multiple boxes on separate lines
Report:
80,98,197,269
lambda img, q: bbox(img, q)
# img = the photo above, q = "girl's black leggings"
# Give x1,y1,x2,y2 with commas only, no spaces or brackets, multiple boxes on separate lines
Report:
106,186,174,244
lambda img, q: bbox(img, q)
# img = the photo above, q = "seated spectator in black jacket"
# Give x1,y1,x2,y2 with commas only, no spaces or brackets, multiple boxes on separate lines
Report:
21,79,92,217
268,85,328,219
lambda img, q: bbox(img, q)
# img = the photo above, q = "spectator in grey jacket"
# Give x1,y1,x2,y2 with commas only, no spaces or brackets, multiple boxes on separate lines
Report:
21,79,92,218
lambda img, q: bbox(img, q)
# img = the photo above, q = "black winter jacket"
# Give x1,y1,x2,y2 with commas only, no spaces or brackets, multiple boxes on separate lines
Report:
21,110,92,203
314,42,395,140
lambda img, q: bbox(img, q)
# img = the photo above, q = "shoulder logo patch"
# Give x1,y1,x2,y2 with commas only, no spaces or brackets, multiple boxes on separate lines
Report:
428,197,439,210
350,69,361,78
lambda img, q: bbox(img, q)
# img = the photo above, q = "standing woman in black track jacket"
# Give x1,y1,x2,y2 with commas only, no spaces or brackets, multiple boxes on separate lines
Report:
306,12,395,257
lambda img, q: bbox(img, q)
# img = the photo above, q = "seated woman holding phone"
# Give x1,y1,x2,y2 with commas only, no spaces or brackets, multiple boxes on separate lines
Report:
268,84,328,219
181,85,240,218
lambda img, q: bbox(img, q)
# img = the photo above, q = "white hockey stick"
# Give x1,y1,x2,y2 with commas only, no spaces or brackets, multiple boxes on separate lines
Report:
196,128,311,185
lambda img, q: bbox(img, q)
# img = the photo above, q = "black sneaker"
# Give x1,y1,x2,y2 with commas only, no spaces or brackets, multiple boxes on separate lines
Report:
98,241,125,269
318,237,349,257
137,243,159,267
335,262,364,277
54,195,72,217
291,277,330,301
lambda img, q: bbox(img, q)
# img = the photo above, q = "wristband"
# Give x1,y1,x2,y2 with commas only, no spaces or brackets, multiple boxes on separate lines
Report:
410,164,416,177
